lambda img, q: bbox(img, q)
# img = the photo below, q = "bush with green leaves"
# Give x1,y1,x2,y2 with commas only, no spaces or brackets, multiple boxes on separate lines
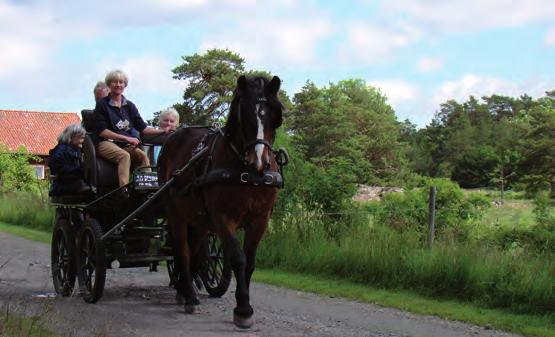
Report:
495,192,555,253
0,145,41,193
273,130,358,239
533,191,555,232
374,178,490,241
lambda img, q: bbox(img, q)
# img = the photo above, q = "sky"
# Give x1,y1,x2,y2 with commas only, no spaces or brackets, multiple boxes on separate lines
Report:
1,0,554,128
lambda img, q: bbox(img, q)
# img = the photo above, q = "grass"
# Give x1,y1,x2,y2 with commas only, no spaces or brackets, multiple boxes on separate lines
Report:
0,192,54,232
0,222,51,243
253,269,555,337
258,221,554,315
479,199,536,229
0,313,59,337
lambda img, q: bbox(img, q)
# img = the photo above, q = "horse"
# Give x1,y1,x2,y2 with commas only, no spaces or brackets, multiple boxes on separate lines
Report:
158,75,285,328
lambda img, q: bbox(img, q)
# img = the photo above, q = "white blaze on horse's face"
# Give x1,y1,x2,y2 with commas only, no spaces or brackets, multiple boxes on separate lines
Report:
254,103,266,172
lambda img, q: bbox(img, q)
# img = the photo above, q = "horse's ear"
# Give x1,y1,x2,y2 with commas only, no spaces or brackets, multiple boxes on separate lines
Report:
267,76,281,96
237,75,248,93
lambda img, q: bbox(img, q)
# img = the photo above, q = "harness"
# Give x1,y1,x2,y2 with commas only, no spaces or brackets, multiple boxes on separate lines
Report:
171,124,289,198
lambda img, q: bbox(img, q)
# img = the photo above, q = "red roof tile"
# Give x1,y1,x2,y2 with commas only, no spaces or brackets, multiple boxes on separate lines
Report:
0,110,81,155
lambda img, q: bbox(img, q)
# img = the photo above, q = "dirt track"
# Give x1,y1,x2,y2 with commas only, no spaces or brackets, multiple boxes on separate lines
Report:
0,231,521,337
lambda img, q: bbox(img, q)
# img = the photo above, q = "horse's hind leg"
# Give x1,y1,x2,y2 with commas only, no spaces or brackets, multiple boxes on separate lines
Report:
218,227,253,328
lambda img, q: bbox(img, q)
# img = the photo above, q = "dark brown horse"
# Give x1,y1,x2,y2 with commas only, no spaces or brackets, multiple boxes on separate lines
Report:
158,75,284,328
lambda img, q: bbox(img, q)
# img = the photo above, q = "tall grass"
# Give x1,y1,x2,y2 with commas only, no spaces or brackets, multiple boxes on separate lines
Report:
0,191,54,231
258,214,554,316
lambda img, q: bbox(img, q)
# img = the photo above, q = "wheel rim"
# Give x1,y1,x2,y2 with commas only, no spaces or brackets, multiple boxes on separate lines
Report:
203,236,226,288
167,260,176,286
53,229,70,289
80,229,96,294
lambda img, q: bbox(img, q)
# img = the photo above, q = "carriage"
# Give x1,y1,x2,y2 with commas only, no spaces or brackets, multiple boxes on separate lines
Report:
50,75,288,328
49,109,232,303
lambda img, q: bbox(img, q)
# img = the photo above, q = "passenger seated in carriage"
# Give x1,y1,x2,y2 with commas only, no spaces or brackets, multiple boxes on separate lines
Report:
93,69,172,188
145,107,179,166
48,124,91,196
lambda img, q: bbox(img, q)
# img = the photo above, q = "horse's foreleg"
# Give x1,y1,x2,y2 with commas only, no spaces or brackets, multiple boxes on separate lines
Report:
218,227,253,328
243,219,268,289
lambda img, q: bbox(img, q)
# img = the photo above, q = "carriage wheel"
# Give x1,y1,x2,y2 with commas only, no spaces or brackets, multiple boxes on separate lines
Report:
77,218,106,303
167,259,203,291
200,233,231,297
51,216,76,296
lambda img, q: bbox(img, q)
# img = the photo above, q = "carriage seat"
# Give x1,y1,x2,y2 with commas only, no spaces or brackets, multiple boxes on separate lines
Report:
81,110,119,190
49,174,94,204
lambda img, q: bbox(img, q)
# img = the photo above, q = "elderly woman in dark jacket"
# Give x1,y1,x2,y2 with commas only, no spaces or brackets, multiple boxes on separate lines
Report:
49,124,90,196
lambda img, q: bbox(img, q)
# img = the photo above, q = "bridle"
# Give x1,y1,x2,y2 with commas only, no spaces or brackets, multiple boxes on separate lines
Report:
228,96,276,166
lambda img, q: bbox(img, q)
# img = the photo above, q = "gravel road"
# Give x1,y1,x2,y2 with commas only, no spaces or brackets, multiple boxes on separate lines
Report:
0,231,522,337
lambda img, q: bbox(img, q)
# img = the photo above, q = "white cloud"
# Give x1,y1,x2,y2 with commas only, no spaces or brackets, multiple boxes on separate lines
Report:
431,74,555,109
140,0,209,10
118,56,186,94
0,2,58,78
368,80,419,105
433,74,514,105
201,18,333,67
545,28,555,46
339,21,421,64
418,57,443,72
381,0,555,33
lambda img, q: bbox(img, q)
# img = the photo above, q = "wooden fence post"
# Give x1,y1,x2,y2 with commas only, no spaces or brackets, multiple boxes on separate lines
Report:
427,186,436,248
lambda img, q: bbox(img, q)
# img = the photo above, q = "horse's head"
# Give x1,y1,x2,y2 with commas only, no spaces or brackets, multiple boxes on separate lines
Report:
226,75,283,174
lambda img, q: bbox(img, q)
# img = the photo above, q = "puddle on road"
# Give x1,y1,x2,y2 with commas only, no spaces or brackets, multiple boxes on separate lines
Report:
32,292,57,299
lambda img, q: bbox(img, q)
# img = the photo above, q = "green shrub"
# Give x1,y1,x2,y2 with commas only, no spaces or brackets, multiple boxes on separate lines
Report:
494,226,555,254
272,140,358,239
374,178,490,242
0,145,42,193
533,192,555,232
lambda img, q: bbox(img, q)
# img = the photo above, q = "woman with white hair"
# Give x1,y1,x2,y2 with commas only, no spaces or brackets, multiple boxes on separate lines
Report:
48,124,90,196
159,107,179,131
150,107,180,165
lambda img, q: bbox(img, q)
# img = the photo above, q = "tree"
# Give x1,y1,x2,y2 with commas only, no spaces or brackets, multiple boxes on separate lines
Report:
516,96,555,196
451,145,499,188
288,79,406,184
172,49,245,125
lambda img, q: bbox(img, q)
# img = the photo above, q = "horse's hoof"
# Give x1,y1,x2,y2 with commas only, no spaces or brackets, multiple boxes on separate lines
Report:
184,304,197,314
175,293,185,305
233,312,254,329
